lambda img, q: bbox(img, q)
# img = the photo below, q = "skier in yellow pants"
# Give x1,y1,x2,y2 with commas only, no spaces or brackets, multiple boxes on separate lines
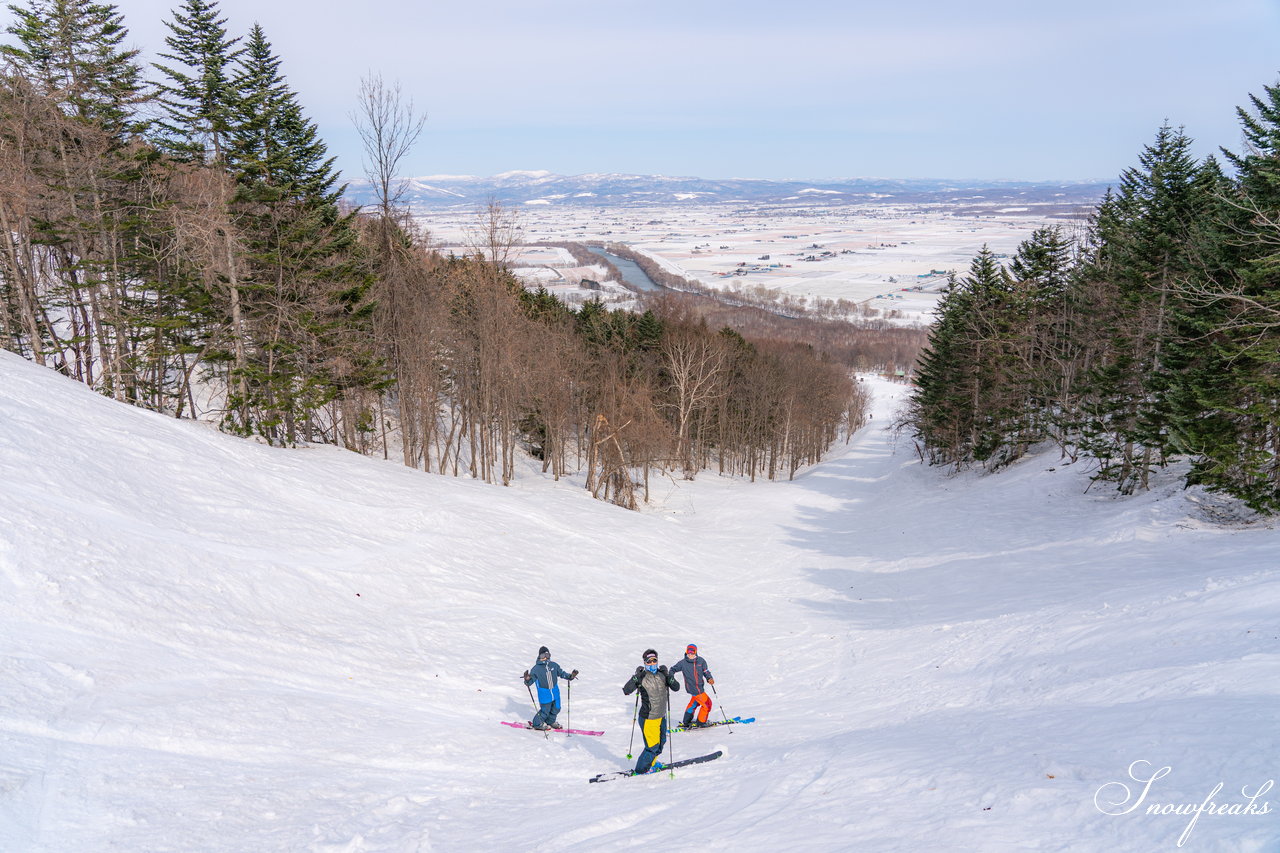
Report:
623,648,681,774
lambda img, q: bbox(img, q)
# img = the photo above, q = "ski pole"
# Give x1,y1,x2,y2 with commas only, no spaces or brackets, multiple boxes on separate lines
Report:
665,680,675,777
626,692,639,759
525,678,537,715
711,682,731,724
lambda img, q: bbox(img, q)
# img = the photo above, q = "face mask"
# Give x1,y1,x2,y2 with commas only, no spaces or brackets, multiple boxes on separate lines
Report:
645,663,658,673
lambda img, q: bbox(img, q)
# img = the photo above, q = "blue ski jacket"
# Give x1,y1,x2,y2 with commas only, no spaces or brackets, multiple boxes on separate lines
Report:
525,660,574,708
669,655,713,695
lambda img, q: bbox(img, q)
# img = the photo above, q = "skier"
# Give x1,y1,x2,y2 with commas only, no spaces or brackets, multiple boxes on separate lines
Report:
622,648,680,774
669,643,715,729
523,646,578,730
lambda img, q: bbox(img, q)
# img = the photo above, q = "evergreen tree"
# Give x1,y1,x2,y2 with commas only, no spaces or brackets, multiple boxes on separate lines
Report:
635,309,664,350
909,275,977,465
909,247,1025,467
2,0,144,133
1072,123,1207,492
1008,225,1073,295
225,25,337,196
223,22,281,171
1007,225,1077,449
152,0,240,162
1182,86,1280,511
213,23,374,445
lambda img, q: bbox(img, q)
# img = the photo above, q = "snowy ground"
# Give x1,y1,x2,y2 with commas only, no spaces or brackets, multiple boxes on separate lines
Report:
1,351,1277,852
420,204,1080,324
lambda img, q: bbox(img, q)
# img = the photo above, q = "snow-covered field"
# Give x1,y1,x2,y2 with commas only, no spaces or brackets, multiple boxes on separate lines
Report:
420,204,1081,323
433,243,632,308
1,350,1276,852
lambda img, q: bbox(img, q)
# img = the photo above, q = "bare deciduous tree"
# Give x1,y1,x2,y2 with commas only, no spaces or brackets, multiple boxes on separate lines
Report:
353,72,427,221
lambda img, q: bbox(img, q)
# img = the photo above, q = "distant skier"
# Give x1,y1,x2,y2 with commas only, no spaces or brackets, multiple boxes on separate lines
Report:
623,648,680,774
669,643,715,729
523,646,577,730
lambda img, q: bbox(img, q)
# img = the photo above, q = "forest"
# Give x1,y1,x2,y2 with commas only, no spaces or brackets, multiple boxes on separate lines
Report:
0,0,925,508
907,105,1280,513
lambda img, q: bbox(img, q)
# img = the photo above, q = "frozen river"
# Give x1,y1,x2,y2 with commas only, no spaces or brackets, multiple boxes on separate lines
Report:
585,246,663,292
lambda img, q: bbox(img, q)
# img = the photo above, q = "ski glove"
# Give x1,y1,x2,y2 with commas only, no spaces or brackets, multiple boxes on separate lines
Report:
708,677,714,685
634,666,645,680
523,670,530,680
570,669,579,679
657,664,668,674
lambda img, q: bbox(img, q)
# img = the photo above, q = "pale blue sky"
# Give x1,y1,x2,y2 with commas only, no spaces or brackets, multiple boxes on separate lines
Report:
5,0,1280,181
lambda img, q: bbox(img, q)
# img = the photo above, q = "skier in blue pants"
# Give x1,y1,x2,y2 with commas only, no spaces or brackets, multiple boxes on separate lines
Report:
523,646,578,730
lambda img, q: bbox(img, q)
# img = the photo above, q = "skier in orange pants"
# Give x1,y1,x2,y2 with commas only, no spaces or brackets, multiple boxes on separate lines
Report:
669,643,715,728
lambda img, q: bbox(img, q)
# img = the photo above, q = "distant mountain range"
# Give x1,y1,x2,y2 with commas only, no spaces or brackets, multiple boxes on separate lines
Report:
341,170,1112,211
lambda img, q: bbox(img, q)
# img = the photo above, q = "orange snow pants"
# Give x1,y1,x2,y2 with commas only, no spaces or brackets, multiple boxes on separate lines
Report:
685,692,712,723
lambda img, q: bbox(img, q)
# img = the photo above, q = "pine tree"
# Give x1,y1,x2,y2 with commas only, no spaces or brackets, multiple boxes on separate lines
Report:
152,0,240,162
910,283,977,463
1154,160,1239,494
1182,86,1280,511
635,309,664,350
1072,123,1207,492
214,23,375,445
909,247,1023,466
2,0,144,134
1007,225,1077,450
1008,225,1073,295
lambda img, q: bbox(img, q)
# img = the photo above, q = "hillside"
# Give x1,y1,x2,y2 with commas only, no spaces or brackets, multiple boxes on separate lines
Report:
0,350,1276,852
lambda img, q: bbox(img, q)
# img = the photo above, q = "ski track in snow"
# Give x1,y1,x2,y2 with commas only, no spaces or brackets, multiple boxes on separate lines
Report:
1,350,1277,852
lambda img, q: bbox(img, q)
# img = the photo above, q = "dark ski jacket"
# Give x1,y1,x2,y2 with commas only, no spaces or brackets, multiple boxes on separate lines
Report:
623,667,680,721
525,660,573,708
669,655,713,695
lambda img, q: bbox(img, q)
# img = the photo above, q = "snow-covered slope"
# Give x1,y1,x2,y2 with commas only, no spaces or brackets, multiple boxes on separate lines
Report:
0,350,1276,852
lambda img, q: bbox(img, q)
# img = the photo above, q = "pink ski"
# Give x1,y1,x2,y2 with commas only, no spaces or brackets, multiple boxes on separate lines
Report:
501,721,603,736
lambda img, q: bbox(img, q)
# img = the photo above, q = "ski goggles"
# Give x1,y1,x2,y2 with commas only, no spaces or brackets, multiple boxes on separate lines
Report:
643,655,658,664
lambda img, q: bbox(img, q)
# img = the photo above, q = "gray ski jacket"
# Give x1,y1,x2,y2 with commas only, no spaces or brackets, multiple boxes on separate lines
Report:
623,667,680,720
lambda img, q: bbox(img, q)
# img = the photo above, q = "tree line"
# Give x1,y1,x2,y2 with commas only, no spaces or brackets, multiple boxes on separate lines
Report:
907,93,1280,513
0,0,882,507
1,0,376,443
